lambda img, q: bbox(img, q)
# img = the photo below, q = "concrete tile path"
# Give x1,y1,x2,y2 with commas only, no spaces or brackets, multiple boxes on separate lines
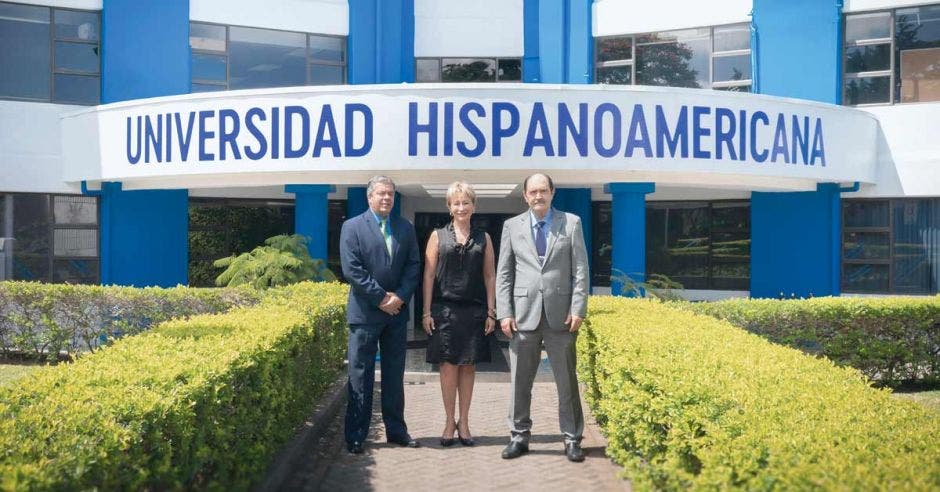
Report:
283,371,631,492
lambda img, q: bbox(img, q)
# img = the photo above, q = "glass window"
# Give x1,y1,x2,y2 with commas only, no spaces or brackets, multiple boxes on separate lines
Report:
845,4,940,105
591,200,750,290
442,58,497,82
0,3,51,100
416,58,440,82
498,58,522,81
416,57,523,82
596,23,750,91
309,64,344,85
842,198,940,294
229,26,306,89
189,22,347,92
308,34,344,63
53,196,97,224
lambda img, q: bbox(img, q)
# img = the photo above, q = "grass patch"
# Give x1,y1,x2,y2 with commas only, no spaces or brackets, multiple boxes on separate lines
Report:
895,390,940,413
0,364,39,387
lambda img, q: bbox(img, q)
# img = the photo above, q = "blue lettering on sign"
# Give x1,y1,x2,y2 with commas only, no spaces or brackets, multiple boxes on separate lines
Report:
122,100,829,169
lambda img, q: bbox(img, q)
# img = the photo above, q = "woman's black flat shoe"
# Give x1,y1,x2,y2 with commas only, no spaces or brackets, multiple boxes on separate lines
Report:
440,437,456,447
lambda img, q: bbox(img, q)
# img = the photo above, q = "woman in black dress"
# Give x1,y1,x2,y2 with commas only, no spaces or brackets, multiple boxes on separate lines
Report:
422,181,496,447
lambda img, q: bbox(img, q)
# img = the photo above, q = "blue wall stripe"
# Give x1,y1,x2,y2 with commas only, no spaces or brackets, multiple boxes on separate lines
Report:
99,0,190,287
348,0,414,84
753,0,842,103
523,0,541,82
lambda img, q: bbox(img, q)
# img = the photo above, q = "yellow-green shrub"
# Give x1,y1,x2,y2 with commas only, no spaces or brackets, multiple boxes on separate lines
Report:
579,296,940,491
0,281,261,359
0,282,347,490
682,296,940,386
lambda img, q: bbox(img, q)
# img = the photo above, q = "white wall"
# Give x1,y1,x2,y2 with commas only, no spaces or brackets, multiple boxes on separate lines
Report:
10,0,101,9
190,0,348,35
0,101,83,194
848,103,940,198
843,0,934,13
414,0,523,57
593,0,751,37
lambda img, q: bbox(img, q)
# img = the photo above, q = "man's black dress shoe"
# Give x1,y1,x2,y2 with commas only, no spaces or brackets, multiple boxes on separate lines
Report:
347,441,364,454
501,441,528,459
388,435,420,448
565,441,585,462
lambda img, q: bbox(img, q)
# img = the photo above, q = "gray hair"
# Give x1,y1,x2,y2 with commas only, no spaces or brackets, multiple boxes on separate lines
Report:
366,175,396,197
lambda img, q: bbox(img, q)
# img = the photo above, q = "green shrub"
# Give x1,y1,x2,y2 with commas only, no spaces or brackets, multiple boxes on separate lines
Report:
0,281,261,359
579,296,940,491
0,282,348,490
682,296,940,387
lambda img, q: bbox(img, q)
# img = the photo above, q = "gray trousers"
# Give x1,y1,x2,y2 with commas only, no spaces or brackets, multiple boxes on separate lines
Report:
507,314,584,445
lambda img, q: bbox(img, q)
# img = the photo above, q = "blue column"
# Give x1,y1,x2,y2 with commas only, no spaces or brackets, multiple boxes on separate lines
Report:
286,185,333,261
753,0,842,103
96,183,189,287
751,184,841,298
606,183,654,296
95,0,190,287
553,188,592,273
348,0,415,84
750,0,843,297
524,0,592,83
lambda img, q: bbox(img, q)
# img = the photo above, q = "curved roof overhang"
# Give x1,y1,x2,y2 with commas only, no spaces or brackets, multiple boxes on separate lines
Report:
61,83,881,192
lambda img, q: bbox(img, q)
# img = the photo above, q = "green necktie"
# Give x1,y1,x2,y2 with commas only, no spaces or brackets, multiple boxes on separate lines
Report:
380,218,392,257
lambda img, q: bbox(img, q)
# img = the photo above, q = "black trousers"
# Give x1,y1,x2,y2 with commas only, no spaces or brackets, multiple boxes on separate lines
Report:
344,320,408,445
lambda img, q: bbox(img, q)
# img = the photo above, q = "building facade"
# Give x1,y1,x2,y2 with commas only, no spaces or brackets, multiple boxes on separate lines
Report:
1,0,939,300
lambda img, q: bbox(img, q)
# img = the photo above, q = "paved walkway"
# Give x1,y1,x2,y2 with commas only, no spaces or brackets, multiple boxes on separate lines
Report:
283,372,631,491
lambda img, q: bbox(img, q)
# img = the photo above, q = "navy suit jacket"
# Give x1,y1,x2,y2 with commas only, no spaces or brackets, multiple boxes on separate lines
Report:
340,211,421,325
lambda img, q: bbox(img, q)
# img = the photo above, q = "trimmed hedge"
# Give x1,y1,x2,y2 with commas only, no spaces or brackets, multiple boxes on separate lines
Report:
579,296,940,491
0,281,261,359
683,296,940,387
0,282,347,490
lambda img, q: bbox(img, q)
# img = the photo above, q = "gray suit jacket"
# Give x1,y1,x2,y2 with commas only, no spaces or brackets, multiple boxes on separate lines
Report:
496,209,589,331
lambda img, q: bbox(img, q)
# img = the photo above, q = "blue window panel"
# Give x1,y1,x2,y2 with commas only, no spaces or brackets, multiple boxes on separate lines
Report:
309,34,344,62
54,9,98,41
55,41,99,73
0,3,51,99
229,26,306,89
309,64,344,85
192,52,227,82
192,83,226,93
713,54,750,82
54,73,99,104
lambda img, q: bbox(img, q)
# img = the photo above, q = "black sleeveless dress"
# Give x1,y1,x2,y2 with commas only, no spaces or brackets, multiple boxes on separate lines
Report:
425,223,491,364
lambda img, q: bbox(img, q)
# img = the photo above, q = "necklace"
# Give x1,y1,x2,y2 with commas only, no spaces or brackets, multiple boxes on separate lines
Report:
451,222,471,246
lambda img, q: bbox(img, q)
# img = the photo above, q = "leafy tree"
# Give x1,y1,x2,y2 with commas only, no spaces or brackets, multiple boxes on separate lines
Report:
636,41,700,88
213,234,336,289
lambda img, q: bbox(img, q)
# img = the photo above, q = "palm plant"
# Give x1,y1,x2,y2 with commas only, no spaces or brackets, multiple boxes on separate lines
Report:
213,234,336,289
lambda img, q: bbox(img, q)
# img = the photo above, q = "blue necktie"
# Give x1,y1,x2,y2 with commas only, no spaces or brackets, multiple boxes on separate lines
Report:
535,220,547,260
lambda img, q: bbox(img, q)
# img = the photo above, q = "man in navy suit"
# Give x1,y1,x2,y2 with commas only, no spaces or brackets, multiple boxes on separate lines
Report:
340,175,421,454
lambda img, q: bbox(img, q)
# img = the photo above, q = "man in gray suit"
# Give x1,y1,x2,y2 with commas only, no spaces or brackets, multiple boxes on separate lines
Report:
496,173,590,462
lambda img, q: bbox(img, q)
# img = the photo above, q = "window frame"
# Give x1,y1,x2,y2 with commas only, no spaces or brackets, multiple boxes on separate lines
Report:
413,56,524,82
0,2,101,105
843,10,896,106
841,197,940,294
1,192,100,284
594,23,752,91
189,21,347,92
